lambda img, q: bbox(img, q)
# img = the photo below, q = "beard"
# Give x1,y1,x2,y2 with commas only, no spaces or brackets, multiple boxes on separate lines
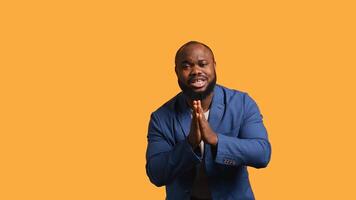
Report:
178,74,217,101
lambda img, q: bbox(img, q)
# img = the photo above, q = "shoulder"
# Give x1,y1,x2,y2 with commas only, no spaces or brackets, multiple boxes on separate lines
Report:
217,84,262,121
216,84,259,115
216,84,251,103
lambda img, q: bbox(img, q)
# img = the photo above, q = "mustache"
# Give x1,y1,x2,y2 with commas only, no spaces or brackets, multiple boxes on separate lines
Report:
178,74,217,101
188,75,208,83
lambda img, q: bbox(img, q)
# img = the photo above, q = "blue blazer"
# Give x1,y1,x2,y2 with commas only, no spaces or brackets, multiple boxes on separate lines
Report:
146,85,271,200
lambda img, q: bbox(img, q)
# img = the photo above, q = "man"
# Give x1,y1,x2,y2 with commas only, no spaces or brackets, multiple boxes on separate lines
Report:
145,41,271,200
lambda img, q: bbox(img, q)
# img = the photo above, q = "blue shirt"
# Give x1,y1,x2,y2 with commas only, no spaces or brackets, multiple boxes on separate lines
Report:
146,84,271,200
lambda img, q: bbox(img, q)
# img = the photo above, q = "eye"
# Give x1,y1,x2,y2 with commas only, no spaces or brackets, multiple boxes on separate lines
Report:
181,62,191,69
182,64,190,69
199,62,208,67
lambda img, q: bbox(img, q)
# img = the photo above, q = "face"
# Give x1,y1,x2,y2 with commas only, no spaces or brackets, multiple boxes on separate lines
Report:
175,44,217,100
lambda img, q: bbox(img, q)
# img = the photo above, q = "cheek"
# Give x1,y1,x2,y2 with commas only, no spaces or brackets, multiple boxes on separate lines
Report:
177,74,187,83
205,68,214,77
179,72,190,80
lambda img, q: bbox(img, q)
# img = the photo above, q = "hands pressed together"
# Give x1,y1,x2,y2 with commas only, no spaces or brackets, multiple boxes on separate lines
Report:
188,100,218,148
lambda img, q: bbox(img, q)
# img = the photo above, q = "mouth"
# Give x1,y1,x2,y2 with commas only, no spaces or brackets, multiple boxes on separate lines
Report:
189,77,207,89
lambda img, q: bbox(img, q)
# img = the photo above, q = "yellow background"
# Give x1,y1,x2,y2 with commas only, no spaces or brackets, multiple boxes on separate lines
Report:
1,0,355,199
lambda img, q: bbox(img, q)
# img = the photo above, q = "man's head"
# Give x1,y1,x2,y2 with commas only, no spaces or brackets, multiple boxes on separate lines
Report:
175,41,217,100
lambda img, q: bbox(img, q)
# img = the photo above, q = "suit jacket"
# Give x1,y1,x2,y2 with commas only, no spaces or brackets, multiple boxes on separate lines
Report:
146,84,271,200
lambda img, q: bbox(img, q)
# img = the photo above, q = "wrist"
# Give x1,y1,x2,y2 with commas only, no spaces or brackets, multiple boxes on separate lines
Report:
188,135,199,149
208,133,218,146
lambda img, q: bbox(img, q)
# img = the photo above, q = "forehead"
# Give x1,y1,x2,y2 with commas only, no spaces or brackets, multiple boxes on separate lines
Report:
177,44,213,62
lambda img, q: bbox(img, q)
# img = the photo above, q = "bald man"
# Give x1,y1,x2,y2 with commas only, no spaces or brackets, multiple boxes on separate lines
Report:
146,41,271,200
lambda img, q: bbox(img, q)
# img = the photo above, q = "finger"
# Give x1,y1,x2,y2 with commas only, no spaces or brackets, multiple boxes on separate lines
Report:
197,101,204,118
191,102,198,127
194,113,200,138
195,102,203,124
197,112,205,128
192,109,199,127
193,101,198,113
196,113,200,129
192,105,199,120
195,112,200,120
198,115,205,137
195,100,200,113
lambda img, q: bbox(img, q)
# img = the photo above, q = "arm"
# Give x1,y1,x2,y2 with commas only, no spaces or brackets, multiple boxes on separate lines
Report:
214,94,271,168
145,113,201,187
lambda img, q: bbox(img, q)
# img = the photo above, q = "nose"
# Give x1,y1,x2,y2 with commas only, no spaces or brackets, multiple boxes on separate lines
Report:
190,64,202,76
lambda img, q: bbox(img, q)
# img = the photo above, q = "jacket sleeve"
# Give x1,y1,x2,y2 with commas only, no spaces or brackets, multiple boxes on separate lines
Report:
214,93,271,168
145,113,201,187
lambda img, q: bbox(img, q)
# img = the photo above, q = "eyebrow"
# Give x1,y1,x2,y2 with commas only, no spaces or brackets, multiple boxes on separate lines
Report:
198,59,208,62
181,59,208,64
180,60,191,64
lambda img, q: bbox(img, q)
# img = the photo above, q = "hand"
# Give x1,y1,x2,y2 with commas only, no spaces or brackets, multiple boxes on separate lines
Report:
188,100,202,148
196,100,218,146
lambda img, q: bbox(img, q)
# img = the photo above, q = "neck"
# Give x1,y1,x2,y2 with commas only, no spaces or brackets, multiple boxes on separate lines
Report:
186,92,214,112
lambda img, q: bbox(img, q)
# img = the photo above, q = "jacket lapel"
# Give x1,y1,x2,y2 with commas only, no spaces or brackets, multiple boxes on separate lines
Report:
205,85,225,175
208,85,225,132
176,93,191,138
